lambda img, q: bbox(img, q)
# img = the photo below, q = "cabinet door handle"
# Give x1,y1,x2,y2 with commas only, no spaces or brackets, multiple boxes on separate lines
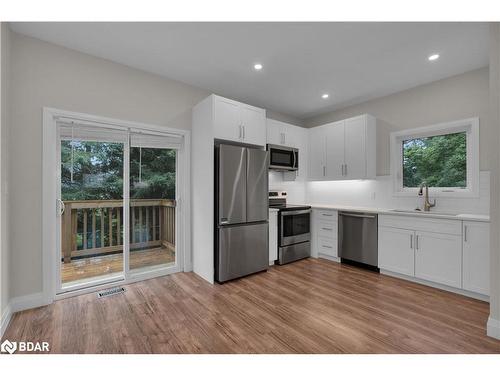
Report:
283,133,286,144
341,164,344,176
239,125,242,139
415,235,419,250
345,164,348,175
464,225,467,242
410,234,413,249
242,125,245,139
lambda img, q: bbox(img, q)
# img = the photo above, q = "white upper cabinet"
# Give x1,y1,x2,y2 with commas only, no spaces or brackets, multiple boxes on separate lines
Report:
344,116,368,179
240,104,267,145
266,119,298,147
308,125,327,180
308,114,376,181
214,96,241,142
463,221,490,295
325,121,345,180
213,95,266,146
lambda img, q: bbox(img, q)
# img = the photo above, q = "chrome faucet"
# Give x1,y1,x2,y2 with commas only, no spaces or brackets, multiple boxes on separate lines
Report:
418,183,436,212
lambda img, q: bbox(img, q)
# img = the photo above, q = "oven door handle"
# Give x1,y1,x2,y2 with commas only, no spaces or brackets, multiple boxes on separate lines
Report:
281,209,311,216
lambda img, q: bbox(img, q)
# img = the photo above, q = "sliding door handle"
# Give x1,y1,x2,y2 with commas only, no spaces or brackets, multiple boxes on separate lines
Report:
57,199,65,216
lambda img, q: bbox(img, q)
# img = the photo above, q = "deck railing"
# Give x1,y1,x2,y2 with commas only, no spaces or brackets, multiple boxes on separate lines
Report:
61,199,176,263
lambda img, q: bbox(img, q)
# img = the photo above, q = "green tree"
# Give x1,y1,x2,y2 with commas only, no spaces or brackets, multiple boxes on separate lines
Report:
402,132,466,188
61,141,176,201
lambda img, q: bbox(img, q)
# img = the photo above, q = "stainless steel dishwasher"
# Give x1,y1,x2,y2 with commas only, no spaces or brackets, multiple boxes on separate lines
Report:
338,211,378,269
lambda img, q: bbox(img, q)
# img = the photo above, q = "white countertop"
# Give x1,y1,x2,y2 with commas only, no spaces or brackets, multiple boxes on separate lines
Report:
269,208,279,212
307,203,490,222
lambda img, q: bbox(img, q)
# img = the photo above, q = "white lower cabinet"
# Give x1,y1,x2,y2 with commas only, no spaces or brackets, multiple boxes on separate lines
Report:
311,209,339,260
414,231,462,289
269,210,278,265
378,227,414,277
378,214,489,299
317,237,337,258
462,221,490,295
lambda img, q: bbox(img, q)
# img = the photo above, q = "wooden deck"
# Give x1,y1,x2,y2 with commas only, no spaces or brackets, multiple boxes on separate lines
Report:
4,258,500,353
61,247,175,284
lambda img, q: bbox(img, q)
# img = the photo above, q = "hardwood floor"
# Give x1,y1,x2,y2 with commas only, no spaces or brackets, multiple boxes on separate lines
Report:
3,258,500,353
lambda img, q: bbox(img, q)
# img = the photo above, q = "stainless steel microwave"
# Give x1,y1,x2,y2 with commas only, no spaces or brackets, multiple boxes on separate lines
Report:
267,144,299,171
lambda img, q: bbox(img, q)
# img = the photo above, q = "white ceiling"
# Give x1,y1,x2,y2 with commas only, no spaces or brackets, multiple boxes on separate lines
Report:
10,22,489,120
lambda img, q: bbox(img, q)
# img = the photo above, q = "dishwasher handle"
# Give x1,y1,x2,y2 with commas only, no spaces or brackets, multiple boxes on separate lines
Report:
339,212,376,219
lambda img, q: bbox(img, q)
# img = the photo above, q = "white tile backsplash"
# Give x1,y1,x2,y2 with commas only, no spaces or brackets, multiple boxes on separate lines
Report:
269,171,307,204
305,172,490,215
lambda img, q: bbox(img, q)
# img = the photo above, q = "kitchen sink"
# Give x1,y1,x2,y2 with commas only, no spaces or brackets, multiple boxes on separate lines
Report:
389,209,458,217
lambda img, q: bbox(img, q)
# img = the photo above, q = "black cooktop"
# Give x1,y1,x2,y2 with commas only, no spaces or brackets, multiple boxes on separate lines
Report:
270,203,311,212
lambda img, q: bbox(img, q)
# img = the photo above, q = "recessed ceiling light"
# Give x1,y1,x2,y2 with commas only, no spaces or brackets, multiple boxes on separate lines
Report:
428,54,440,61
322,93,329,99
254,63,263,70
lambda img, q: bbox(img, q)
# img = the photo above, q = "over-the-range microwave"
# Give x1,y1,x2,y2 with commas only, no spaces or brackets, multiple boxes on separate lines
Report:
267,144,299,171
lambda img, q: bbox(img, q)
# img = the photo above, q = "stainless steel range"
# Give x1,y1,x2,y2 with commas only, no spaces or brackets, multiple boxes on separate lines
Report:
269,191,311,265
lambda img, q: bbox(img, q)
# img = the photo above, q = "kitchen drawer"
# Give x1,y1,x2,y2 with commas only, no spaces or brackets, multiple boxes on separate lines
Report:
317,220,337,239
314,209,337,222
379,214,461,236
317,237,337,258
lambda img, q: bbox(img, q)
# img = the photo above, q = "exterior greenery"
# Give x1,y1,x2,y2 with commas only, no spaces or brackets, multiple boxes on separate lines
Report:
402,132,467,188
61,140,176,201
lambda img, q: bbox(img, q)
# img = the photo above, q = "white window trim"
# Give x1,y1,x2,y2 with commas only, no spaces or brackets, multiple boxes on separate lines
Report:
390,117,479,198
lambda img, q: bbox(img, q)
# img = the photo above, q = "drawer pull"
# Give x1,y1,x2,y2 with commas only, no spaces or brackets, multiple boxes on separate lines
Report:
321,227,332,231
322,245,333,249
321,213,333,217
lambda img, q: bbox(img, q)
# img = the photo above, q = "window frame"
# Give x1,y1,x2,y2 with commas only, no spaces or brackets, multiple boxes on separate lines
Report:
390,117,479,198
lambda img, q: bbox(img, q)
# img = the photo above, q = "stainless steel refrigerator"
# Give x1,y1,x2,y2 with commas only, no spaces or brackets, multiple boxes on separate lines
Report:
215,144,269,282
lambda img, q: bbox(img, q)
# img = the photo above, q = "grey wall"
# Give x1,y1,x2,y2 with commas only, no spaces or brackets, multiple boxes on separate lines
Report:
1,23,11,326
8,31,212,299
488,23,500,334
7,31,300,300
266,109,303,127
305,67,491,173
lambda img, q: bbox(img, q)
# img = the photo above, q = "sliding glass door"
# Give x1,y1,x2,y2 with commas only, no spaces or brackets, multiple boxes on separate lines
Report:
57,122,182,293
128,133,178,274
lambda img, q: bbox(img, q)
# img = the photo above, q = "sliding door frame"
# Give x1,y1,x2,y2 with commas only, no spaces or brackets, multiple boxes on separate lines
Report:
42,107,191,303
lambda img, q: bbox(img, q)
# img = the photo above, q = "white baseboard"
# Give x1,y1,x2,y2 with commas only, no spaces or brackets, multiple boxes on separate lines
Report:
318,254,341,263
487,317,500,340
380,269,489,302
10,292,46,313
1,303,12,339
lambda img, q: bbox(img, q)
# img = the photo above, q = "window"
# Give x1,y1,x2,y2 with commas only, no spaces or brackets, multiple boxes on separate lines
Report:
391,118,479,197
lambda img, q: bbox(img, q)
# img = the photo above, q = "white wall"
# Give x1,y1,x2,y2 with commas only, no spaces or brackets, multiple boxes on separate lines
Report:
0,22,11,335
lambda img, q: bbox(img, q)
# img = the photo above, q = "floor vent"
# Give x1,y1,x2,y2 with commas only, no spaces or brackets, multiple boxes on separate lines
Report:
97,286,125,298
